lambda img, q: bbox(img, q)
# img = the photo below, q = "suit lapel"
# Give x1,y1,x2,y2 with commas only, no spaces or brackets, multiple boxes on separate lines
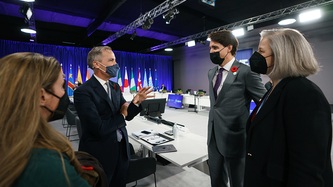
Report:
209,66,218,103
249,78,291,128
216,61,240,102
91,76,114,111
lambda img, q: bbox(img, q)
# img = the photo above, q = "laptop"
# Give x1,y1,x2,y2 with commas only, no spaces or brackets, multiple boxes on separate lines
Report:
152,144,177,153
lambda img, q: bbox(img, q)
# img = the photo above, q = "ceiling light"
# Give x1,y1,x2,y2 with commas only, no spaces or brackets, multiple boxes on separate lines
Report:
232,28,245,37
278,18,296,25
21,28,36,34
20,0,35,2
186,40,196,47
299,9,322,23
164,48,173,51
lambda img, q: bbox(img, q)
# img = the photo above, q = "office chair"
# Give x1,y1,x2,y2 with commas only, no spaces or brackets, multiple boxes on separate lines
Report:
65,107,79,141
127,143,157,187
75,116,82,139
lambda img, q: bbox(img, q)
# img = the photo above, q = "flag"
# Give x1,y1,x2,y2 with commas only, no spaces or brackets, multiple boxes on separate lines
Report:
123,67,130,93
67,64,75,96
77,66,82,84
143,68,148,88
154,69,158,91
148,68,154,88
137,68,142,91
118,70,123,92
130,68,136,93
86,66,91,81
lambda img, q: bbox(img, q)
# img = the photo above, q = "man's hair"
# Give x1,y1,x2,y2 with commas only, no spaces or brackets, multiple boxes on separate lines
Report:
87,46,112,69
208,30,239,56
260,28,319,80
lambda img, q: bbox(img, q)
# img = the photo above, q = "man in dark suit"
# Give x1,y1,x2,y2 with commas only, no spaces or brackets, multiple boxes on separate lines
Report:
74,46,152,187
160,83,166,92
207,30,266,187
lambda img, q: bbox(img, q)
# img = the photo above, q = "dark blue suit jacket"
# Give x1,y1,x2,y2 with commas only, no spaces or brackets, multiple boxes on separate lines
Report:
74,75,141,181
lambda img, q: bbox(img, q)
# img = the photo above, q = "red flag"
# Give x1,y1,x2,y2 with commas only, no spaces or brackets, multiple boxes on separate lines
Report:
137,68,142,90
123,67,129,93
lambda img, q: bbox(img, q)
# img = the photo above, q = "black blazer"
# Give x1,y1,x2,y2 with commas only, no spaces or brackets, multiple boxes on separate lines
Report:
74,76,141,178
245,77,333,187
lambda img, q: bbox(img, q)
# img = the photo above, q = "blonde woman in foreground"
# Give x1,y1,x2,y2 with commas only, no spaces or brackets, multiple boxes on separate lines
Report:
0,52,90,187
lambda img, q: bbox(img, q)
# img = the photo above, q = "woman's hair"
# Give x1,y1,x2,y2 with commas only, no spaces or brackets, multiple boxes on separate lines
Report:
260,28,319,80
87,46,112,69
0,52,83,186
209,30,239,56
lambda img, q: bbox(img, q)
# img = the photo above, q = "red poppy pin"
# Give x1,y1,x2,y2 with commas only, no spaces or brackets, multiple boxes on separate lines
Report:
231,66,238,75
113,84,117,91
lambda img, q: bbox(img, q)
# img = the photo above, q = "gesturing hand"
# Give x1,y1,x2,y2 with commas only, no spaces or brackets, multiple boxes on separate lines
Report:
133,87,154,104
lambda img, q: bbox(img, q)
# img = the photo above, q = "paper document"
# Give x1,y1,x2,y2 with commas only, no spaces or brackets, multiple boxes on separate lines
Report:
131,129,154,139
140,133,174,145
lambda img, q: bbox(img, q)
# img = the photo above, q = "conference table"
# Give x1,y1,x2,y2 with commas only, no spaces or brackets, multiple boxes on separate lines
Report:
123,92,211,110
126,116,208,168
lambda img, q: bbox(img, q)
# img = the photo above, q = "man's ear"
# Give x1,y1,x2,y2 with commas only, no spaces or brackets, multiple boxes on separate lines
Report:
227,45,233,52
40,88,47,106
93,61,99,69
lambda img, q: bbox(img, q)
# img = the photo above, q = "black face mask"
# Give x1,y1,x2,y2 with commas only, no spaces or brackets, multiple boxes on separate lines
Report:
44,90,70,122
249,51,269,74
210,47,227,65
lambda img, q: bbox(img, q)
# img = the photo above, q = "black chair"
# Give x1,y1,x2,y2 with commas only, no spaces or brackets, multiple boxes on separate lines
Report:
75,116,82,139
126,143,157,187
65,107,79,141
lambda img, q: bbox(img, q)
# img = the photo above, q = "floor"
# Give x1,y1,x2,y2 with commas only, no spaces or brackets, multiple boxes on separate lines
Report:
50,107,333,187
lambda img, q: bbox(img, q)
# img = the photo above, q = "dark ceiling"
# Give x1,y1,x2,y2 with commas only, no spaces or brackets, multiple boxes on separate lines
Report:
0,0,332,53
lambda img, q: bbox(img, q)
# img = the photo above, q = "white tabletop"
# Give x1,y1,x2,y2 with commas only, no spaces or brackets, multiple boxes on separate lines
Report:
126,116,208,168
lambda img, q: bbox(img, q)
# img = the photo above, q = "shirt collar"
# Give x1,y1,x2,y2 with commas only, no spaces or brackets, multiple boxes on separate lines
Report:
94,74,108,87
222,57,235,72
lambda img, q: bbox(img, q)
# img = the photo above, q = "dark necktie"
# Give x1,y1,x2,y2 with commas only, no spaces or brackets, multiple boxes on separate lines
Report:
105,82,111,100
213,68,224,99
106,81,123,142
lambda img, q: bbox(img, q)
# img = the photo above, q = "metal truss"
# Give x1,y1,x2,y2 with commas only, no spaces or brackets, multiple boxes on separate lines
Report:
148,0,333,52
101,0,186,45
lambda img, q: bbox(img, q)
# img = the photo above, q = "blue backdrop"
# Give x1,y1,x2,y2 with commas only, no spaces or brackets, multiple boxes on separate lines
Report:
0,40,173,94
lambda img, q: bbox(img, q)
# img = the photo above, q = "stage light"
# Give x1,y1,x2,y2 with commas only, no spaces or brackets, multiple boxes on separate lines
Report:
19,4,32,20
142,17,154,30
163,8,179,24
201,0,216,7
186,40,196,47
130,30,137,40
164,48,173,51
